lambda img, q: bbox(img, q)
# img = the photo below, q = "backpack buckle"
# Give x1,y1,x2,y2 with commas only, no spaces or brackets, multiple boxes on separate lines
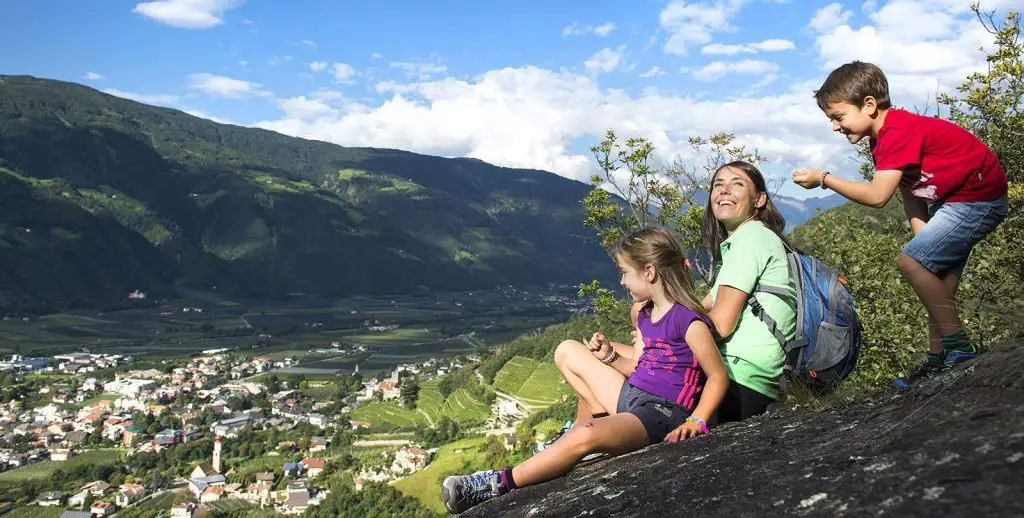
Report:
749,297,763,314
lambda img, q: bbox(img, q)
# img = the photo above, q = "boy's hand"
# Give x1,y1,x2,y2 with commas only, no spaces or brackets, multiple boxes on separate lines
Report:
792,168,824,189
664,419,706,443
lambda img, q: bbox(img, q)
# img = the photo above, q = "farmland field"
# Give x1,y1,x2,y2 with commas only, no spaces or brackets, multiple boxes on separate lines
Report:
515,363,570,409
416,380,444,426
493,356,539,394
0,286,582,373
349,402,423,429
0,448,125,482
493,357,570,410
393,436,490,514
440,389,491,426
4,507,63,518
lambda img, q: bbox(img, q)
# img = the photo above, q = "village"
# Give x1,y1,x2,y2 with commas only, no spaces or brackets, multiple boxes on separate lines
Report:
0,338,533,517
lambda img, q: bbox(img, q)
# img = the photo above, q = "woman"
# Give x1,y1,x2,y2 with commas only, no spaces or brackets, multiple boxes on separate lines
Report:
700,160,797,422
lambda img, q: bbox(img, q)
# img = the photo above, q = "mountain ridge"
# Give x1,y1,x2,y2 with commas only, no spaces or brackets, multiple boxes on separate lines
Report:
0,74,846,314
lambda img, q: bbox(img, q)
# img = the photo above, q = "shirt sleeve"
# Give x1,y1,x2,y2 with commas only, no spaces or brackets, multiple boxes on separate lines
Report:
715,234,767,295
872,128,925,172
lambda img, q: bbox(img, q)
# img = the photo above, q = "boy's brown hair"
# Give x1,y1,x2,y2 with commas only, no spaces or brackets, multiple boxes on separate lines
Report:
813,60,891,112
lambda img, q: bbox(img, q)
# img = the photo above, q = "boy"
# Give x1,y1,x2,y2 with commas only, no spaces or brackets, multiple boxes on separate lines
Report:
792,60,1008,389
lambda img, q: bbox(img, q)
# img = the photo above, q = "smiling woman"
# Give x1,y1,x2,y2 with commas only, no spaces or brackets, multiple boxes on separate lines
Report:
700,160,797,423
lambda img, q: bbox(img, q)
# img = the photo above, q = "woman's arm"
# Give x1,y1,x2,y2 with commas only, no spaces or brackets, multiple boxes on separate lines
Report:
707,285,748,340
664,320,728,442
702,291,714,313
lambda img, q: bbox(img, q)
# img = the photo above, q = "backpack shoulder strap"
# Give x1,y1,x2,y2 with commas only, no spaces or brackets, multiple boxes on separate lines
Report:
747,247,801,353
748,294,789,349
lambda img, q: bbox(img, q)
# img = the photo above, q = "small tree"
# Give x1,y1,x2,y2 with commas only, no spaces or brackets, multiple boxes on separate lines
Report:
579,130,766,323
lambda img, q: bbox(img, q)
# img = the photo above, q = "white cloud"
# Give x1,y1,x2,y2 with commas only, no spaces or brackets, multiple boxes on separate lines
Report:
703,38,795,55
131,0,244,29
332,63,357,83
389,60,447,80
593,22,616,37
310,88,344,101
309,61,328,72
691,59,779,80
269,55,293,66
584,46,627,73
254,66,846,184
639,66,667,78
659,0,749,55
300,39,316,48
102,88,178,106
244,0,1011,191
808,0,1009,102
806,3,852,33
83,72,106,81
371,52,383,59
563,21,617,37
278,96,339,121
188,73,269,99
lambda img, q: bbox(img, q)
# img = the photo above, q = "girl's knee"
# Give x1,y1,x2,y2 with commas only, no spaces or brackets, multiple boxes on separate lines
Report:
562,422,600,455
554,340,585,368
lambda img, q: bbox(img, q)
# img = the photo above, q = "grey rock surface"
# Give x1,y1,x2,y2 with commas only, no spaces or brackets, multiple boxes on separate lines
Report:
462,343,1024,517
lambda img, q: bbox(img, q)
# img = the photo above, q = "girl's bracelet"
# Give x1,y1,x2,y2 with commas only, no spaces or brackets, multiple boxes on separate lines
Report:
601,349,618,365
686,415,709,434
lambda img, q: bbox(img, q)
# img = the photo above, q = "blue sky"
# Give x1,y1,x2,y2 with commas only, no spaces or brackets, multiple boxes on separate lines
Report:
2,0,1019,198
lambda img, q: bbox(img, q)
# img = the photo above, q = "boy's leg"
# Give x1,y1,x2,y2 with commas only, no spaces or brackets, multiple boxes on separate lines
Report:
926,271,962,356
898,253,963,338
895,196,1006,389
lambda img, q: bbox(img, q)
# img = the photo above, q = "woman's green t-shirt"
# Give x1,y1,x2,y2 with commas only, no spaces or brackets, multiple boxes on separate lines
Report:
710,220,797,400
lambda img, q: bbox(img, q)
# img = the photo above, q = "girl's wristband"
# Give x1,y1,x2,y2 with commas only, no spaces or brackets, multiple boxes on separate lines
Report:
687,415,709,434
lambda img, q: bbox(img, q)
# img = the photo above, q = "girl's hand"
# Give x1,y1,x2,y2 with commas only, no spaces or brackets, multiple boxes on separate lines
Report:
586,332,612,359
792,168,824,189
664,418,706,443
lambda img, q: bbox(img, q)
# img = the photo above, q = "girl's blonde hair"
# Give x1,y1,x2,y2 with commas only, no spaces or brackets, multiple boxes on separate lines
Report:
612,226,708,319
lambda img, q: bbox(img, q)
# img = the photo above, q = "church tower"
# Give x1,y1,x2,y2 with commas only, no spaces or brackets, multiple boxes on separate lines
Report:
213,435,222,474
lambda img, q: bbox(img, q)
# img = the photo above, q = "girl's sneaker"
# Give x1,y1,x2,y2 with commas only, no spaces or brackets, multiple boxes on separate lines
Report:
441,470,506,514
532,420,573,455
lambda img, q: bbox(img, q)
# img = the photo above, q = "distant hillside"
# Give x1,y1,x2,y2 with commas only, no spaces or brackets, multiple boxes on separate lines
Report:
0,75,615,314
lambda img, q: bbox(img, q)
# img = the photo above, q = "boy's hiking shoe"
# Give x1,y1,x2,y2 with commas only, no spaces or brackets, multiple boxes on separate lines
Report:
892,360,945,391
532,420,572,455
944,347,979,365
441,470,505,514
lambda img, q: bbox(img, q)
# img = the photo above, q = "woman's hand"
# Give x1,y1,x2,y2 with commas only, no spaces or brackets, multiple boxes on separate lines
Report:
630,329,644,349
664,418,707,443
586,332,612,359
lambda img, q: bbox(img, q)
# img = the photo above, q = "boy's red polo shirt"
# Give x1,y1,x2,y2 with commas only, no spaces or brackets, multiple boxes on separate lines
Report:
870,108,1007,203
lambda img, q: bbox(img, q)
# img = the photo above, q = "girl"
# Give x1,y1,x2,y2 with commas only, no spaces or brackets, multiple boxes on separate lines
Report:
440,226,729,515
701,160,798,423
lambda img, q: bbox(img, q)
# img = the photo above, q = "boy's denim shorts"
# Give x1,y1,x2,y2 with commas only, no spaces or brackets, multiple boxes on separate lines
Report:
903,194,1008,277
